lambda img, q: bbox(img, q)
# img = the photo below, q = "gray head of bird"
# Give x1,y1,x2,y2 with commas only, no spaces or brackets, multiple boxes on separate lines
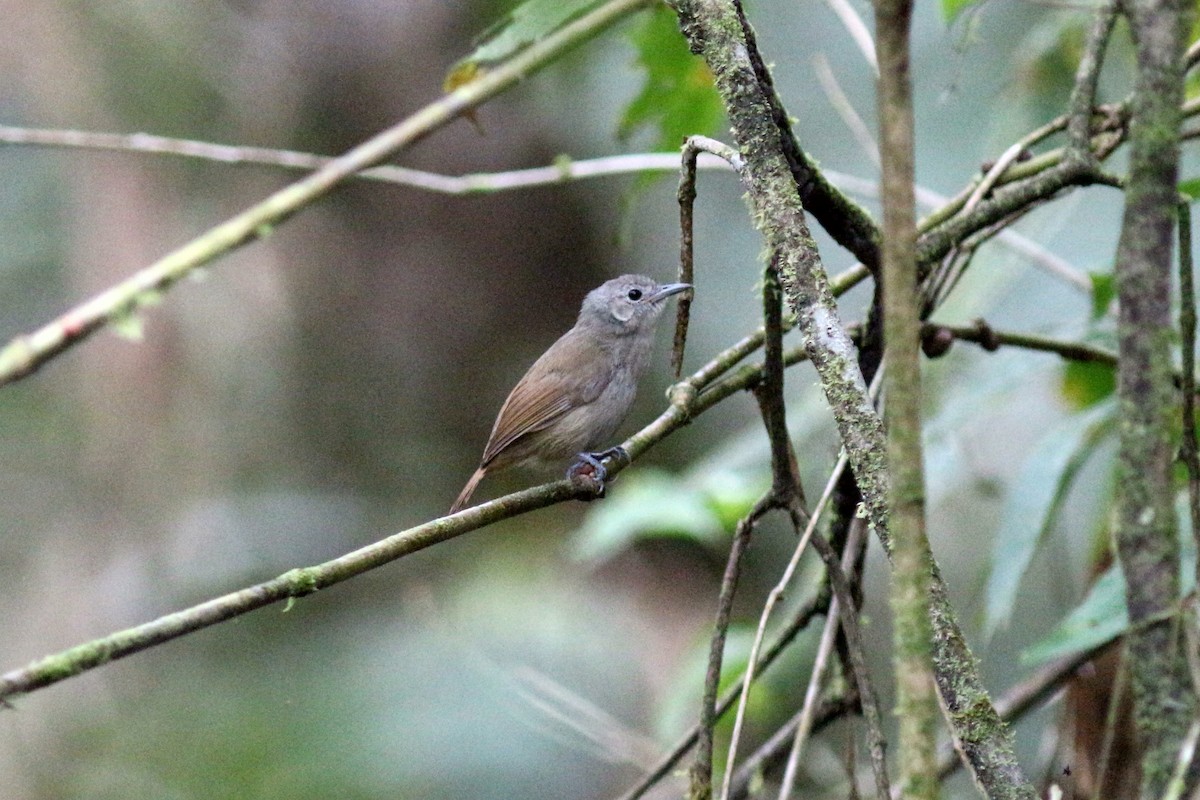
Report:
577,274,692,335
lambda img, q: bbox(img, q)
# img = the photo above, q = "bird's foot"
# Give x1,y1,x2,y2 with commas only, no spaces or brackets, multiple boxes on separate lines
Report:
566,447,629,500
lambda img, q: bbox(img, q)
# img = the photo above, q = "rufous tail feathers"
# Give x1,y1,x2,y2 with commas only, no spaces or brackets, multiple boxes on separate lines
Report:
450,467,487,514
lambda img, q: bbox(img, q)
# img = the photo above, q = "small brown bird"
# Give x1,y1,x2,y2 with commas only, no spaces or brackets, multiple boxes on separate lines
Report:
450,275,691,513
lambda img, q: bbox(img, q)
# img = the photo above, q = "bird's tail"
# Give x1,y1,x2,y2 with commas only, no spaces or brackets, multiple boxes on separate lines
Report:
450,468,487,514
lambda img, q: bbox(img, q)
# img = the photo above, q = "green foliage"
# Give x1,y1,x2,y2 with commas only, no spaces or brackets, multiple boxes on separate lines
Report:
1061,360,1116,408
1088,272,1116,319
445,0,606,90
1059,273,1118,407
940,0,982,22
982,399,1116,639
1024,495,1197,665
570,467,763,563
1020,562,1127,666
1178,177,1200,200
655,625,767,747
618,3,723,150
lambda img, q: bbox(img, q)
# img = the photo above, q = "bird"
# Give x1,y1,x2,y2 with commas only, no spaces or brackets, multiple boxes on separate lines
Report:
450,274,691,513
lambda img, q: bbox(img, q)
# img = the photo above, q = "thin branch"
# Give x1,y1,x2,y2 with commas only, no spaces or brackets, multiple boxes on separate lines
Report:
962,140,1036,215
1065,1,1118,156
727,694,859,800
777,594,842,800
719,454,849,800
0,322,821,704
615,575,831,800
1177,201,1200,580
0,123,1100,294
829,171,1093,291
690,496,770,800
758,257,805,505
0,125,736,193
821,0,878,73
706,258,804,800
808,523,890,800
875,2,938,797
0,478,586,701
813,53,881,169
925,320,1118,365
0,0,653,388
676,137,745,379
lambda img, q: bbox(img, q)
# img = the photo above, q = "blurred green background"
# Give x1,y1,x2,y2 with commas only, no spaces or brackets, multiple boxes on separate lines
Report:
0,1,1159,797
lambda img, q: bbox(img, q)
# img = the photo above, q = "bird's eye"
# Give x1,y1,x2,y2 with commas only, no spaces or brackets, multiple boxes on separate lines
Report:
627,288,643,301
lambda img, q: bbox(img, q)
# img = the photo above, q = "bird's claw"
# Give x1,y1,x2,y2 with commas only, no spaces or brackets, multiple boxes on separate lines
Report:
566,447,629,500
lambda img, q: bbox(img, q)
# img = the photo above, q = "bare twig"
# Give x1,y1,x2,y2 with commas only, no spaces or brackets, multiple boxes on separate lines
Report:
728,694,859,800
813,53,880,169
821,0,878,73
615,579,831,800
718,454,848,800
926,320,1118,365
1066,2,1118,156
963,141,1034,214
690,496,771,799
0,123,1099,293
676,137,745,379
1177,201,1200,579
777,596,842,800
808,524,890,800
0,125,735,193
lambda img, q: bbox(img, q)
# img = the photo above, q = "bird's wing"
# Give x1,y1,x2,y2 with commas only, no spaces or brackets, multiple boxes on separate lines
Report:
481,331,612,466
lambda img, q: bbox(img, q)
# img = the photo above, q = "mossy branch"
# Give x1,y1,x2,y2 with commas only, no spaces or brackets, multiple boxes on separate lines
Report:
1112,0,1198,794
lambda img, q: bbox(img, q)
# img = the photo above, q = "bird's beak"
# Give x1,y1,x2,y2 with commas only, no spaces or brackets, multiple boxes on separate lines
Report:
650,283,693,303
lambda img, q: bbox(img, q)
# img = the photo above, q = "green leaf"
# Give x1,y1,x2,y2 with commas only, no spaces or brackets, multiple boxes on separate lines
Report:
1020,563,1127,666
570,467,761,562
655,626,769,745
110,308,145,341
1061,359,1116,409
1179,177,1200,200
1024,494,1196,666
445,0,605,91
1088,272,1116,319
618,3,723,150
941,0,982,22
982,399,1116,640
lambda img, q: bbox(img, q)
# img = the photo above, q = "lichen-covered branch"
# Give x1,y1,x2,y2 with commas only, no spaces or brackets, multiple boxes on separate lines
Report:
873,1,938,796
1112,0,1198,793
